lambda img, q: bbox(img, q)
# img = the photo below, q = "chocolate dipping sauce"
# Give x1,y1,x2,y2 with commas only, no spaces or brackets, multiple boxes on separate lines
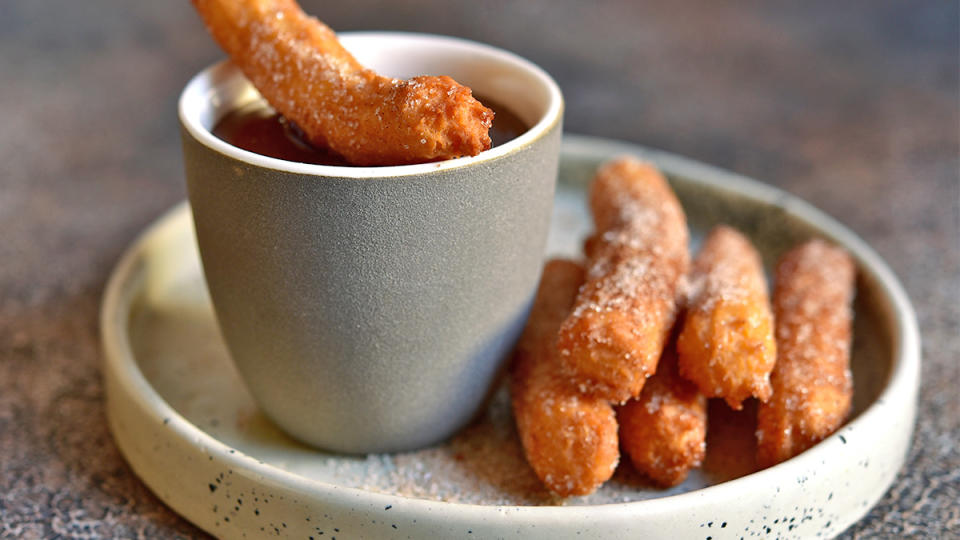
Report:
212,96,529,166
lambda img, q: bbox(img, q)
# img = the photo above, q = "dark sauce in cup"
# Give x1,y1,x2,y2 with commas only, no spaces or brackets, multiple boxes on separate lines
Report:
212,96,529,166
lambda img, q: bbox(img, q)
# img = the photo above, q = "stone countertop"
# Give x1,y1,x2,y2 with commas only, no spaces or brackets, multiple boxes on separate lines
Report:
1,1,956,538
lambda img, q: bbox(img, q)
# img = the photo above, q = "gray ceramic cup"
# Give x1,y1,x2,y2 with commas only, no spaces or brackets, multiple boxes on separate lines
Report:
179,33,563,453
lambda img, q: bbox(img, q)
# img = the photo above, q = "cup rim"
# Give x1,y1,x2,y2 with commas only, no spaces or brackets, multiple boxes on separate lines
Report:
178,31,564,179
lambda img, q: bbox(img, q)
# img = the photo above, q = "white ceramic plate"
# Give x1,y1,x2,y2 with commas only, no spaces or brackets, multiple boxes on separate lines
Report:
102,135,919,539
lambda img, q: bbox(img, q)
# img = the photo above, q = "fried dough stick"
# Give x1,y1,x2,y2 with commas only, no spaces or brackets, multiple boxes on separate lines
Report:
192,0,493,165
511,259,619,497
677,225,776,409
618,342,707,487
557,158,690,403
757,240,856,467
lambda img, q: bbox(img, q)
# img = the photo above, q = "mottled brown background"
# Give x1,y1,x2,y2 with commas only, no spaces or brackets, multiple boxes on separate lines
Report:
1,1,957,538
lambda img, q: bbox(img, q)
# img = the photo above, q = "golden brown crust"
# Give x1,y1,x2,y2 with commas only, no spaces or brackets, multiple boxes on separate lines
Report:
192,0,492,165
511,260,620,497
557,158,690,403
756,240,855,467
677,225,776,409
617,344,707,487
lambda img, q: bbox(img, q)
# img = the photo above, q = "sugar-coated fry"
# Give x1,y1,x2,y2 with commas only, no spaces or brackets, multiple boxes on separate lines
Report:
192,0,493,165
618,342,707,487
677,225,776,409
557,157,690,403
757,240,855,467
511,259,620,496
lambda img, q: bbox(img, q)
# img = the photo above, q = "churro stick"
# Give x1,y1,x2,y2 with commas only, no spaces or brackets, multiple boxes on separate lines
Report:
677,225,776,409
617,341,707,487
192,0,493,165
557,158,690,403
511,259,619,497
757,240,856,467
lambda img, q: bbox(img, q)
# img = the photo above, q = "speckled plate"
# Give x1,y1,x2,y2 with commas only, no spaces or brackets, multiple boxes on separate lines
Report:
102,134,919,539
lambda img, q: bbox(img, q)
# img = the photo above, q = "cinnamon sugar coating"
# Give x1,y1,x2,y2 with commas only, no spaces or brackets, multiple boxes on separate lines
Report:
677,225,776,409
756,240,855,467
511,259,619,497
557,158,690,403
618,343,707,487
192,0,492,165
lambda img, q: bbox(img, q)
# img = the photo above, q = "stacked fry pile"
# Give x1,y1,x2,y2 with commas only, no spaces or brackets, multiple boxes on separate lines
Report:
511,157,856,496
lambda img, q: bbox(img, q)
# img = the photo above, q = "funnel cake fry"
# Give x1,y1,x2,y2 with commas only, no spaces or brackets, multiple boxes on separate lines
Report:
757,240,855,467
192,0,493,165
677,225,776,410
511,259,619,497
557,158,690,403
618,343,707,487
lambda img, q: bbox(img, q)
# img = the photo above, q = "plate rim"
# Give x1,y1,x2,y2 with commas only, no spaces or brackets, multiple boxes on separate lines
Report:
101,134,920,525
